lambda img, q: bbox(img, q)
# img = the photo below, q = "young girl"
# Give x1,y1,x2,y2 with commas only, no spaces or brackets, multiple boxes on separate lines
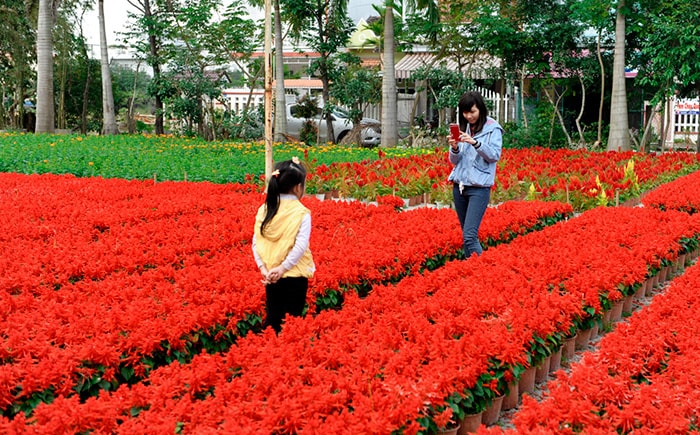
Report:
252,157,315,334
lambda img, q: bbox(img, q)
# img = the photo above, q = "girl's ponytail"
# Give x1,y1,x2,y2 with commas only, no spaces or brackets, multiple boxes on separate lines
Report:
260,158,307,237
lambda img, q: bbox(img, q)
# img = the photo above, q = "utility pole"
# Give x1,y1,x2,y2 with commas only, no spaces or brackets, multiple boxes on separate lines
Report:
264,0,274,186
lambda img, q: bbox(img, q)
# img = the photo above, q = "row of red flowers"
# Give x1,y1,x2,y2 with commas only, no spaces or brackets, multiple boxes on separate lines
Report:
8,205,698,433
642,167,700,214
478,163,700,434
305,148,700,210
489,256,700,434
0,172,572,416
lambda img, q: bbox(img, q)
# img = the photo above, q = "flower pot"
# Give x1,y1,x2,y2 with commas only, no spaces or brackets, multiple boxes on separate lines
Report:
602,309,612,329
622,294,634,315
535,355,551,384
634,282,646,300
575,328,592,350
549,346,562,373
646,275,659,296
502,380,519,410
438,425,460,435
678,253,687,269
590,322,599,340
481,394,504,426
518,366,536,397
610,300,624,322
562,334,577,365
457,412,483,434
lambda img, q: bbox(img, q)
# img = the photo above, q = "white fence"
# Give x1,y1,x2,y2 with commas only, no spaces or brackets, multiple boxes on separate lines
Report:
479,86,513,124
361,86,514,126
656,97,699,149
217,85,514,128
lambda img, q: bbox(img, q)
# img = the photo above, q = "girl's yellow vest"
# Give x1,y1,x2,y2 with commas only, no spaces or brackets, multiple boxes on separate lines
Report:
254,199,314,278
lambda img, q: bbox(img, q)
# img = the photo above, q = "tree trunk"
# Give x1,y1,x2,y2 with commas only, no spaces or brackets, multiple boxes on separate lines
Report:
99,0,118,135
575,76,586,146
596,30,605,146
273,0,287,142
519,69,528,128
143,0,164,135
81,61,91,135
321,66,335,143
35,0,56,133
128,61,141,134
638,100,657,152
498,80,506,122
57,45,66,129
607,0,630,151
381,6,397,147
543,85,572,148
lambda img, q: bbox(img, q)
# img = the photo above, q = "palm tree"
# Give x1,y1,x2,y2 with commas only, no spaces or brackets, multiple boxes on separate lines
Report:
36,0,60,133
273,0,287,142
98,0,118,135
380,8,397,147
127,0,166,135
379,0,438,147
606,0,630,151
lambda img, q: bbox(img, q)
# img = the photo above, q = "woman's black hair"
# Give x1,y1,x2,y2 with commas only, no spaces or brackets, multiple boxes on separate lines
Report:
458,91,488,135
260,159,307,237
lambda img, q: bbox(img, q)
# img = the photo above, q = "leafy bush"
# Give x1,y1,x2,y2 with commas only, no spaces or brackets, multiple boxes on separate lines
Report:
504,107,569,149
218,106,264,141
299,120,318,145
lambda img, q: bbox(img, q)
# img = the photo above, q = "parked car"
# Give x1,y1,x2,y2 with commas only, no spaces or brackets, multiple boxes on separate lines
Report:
284,103,381,146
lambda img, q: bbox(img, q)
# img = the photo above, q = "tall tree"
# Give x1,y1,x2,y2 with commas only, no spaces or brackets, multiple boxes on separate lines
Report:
159,0,256,139
379,0,439,147
329,52,382,144
273,0,287,141
606,0,630,150
125,0,171,134
381,6,397,147
248,0,289,141
98,0,118,134
36,0,60,133
67,2,96,134
0,1,35,130
570,0,613,146
634,0,700,150
284,0,354,143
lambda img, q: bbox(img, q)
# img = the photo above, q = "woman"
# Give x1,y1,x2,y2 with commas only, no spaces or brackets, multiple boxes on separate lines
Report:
447,91,504,258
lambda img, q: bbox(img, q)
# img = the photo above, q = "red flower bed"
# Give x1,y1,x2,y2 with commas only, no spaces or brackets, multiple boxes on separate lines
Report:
12,207,698,433
307,149,700,210
642,168,700,214
0,173,571,416
490,253,700,434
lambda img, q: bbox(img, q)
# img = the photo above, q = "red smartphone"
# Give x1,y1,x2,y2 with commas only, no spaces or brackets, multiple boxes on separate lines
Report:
449,123,461,141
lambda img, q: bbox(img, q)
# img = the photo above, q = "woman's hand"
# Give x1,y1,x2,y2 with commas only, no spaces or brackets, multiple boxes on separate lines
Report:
463,133,477,145
448,137,459,152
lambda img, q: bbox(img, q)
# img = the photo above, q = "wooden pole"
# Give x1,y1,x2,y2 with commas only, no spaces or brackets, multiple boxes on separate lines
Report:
263,0,274,190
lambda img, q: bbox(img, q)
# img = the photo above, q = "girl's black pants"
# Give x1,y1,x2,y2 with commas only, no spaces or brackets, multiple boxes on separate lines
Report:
264,276,308,333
